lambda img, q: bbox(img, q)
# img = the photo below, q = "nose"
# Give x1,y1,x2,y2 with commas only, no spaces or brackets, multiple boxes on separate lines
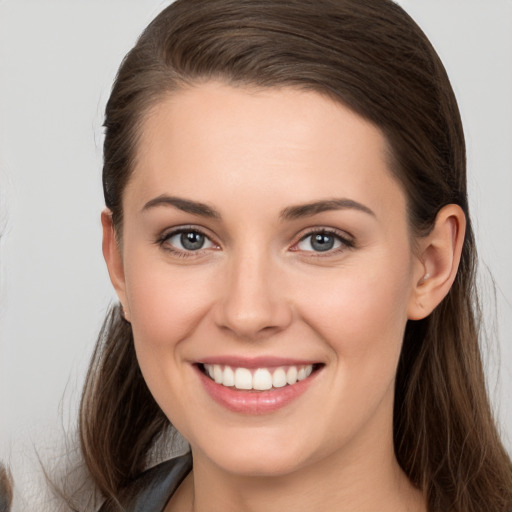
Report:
214,251,293,340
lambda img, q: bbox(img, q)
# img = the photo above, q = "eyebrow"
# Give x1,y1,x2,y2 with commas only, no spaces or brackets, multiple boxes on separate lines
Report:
141,195,375,220
142,195,221,218
280,199,375,220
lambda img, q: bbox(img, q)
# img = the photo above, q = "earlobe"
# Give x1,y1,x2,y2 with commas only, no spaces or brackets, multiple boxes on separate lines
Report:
408,204,466,320
101,209,129,317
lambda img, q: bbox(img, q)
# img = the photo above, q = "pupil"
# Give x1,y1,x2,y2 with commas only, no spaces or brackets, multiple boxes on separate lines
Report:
181,231,204,250
311,233,334,252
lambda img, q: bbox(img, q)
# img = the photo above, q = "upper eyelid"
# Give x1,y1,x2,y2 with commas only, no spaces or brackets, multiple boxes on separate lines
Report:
295,226,354,243
160,225,214,239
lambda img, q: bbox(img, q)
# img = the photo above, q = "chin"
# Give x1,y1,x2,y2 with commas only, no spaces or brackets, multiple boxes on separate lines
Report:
215,452,307,478
192,429,316,478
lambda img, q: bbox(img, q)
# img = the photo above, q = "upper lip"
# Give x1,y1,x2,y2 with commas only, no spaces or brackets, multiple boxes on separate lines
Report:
197,355,321,369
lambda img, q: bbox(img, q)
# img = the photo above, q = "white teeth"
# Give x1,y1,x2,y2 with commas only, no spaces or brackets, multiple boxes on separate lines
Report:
223,366,235,387
234,368,253,390
286,366,298,385
203,363,315,390
213,365,223,384
272,368,287,388
253,368,273,390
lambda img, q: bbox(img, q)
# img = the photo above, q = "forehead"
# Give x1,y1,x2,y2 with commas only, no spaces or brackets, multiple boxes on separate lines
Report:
126,82,406,221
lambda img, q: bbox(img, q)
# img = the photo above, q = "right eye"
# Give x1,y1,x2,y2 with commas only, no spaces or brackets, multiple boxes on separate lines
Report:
160,228,216,254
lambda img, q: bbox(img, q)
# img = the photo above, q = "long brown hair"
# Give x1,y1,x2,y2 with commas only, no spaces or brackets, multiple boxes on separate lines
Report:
0,464,12,512
80,1,512,510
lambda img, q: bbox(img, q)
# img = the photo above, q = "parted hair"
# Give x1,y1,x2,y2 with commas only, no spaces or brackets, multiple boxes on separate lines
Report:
80,1,512,511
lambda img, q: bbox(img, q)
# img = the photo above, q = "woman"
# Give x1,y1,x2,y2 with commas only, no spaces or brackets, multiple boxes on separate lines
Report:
79,0,512,511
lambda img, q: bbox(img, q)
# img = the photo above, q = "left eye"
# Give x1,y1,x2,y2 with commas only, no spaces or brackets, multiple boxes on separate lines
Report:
296,232,345,252
165,230,215,251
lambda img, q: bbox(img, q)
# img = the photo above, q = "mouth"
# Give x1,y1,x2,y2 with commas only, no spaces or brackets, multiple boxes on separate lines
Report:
194,357,324,414
198,362,322,391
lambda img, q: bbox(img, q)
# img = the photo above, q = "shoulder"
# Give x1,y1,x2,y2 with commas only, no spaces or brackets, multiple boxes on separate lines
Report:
98,453,192,512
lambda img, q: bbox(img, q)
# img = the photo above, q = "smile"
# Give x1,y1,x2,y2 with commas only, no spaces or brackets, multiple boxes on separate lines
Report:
202,363,314,391
196,359,323,414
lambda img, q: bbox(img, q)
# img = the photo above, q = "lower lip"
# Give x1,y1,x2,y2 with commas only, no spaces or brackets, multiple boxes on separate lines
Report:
195,365,321,415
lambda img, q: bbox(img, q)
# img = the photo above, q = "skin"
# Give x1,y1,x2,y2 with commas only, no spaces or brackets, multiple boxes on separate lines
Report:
103,82,465,511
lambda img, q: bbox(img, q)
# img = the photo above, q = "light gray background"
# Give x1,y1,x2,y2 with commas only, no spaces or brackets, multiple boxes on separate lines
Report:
0,0,511,506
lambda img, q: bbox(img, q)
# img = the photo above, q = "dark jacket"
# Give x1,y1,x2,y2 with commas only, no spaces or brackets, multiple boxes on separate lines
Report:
98,454,192,512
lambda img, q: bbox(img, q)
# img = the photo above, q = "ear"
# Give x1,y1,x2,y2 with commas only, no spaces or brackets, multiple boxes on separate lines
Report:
408,204,466,320
101,209,129,319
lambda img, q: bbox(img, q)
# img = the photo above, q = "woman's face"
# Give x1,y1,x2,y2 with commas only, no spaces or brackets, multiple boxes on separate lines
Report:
110,82,425,477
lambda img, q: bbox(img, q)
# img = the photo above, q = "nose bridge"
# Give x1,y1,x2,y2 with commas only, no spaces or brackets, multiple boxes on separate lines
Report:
215,241,291,338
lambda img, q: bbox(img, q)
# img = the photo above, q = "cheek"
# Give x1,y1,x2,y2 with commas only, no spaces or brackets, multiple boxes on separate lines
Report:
288,251,414,446
123,247,218,351
122,251,220,421
298,249,413,370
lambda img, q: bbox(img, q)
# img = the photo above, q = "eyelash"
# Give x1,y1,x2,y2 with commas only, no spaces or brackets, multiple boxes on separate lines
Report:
156,226,218,258
292,228,355,256
156,226,355,258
